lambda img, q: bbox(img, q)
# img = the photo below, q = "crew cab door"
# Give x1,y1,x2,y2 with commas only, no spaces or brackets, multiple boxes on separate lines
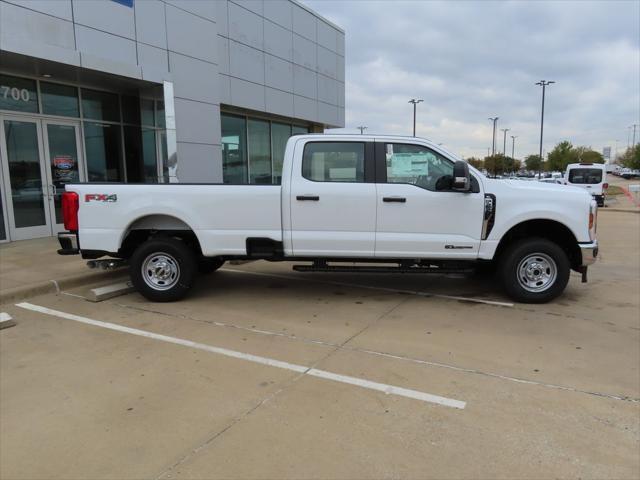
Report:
374,142,484,258
287,140,376,256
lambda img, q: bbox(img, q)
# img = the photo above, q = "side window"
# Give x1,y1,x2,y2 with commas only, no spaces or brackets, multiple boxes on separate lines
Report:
386,143,454,191
302,142,365,182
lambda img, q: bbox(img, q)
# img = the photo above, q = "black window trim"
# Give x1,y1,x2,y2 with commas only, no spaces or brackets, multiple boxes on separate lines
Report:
374,141,480,193
301,140,375,184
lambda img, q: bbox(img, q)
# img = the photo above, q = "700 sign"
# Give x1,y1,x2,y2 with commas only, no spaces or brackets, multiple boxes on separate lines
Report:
1,85,30,102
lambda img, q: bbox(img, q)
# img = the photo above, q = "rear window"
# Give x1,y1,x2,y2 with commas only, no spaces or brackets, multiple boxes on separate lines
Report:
302,142,365,182
568,168,602,184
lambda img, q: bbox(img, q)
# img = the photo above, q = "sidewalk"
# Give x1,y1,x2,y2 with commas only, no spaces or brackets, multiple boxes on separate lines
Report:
0,237,126,304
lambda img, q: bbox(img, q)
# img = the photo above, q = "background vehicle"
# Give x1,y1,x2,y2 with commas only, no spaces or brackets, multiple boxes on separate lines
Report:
564,162,607,206
57,135,598,304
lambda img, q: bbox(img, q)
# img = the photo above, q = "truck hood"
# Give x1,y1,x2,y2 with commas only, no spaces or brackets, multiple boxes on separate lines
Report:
486,178,590,199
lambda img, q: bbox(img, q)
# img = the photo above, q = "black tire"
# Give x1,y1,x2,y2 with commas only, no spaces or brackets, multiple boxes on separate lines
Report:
498,237,570,303
198,257,225,274
130,237,197,302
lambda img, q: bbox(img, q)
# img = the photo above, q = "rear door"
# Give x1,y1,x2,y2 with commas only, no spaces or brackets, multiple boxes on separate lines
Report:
374,141,484,258
288,140,377,256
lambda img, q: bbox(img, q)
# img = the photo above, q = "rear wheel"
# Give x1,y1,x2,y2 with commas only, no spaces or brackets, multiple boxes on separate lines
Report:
130,237,196,302
499,237,570,303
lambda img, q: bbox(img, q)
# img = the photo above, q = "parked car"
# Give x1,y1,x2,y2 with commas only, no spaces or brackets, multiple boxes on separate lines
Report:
564,162,608,207
57,134,598,304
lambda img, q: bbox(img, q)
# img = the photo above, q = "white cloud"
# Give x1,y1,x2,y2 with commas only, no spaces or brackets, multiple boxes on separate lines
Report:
306,0,640,158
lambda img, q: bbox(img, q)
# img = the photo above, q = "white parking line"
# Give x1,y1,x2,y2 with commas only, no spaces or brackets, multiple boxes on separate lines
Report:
220,268,515,307
16,302,466,409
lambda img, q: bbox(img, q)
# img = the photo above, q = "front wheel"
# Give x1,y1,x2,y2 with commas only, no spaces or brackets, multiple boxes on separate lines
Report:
498,237,570,303
130,237,197,302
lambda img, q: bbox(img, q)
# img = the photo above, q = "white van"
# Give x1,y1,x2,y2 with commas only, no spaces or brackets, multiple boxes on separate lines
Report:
564,163,608,206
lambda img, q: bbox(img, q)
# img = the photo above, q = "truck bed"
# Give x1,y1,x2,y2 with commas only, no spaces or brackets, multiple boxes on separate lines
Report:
68,184,282,256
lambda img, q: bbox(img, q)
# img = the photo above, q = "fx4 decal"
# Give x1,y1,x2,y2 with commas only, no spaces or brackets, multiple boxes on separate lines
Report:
85,194,117,203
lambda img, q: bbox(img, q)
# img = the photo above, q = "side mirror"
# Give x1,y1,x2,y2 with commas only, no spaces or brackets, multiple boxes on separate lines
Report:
452,161,471,192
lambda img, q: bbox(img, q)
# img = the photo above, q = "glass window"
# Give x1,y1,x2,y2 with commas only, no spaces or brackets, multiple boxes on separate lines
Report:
221,114,247,184
271,123,291,184
0,192,6,240
141,98,155,126
292,125,309,136
84,122,122,182
0,75,38,113
81,89,120,122
121,95,141,125
568,168,602,184
248,119,271,184
156,100,166,128
302,142,365,182
47,124,80,223
41,82,79,117
385,143,453,191
3,120,47,228
123,126,158,183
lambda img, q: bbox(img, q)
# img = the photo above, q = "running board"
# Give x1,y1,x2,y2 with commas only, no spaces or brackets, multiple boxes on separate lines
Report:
292,264,474,274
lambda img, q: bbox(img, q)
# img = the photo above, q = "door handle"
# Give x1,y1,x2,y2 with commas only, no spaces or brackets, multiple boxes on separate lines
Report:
296,195,320,201
383,196,406,203
51,184,57,196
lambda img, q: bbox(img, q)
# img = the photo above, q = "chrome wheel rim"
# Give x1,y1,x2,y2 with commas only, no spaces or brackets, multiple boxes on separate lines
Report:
142,253,180,291
517,253,557,293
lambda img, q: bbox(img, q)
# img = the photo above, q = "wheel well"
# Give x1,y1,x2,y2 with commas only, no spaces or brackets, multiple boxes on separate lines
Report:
119,215,202,259
494,219,582,269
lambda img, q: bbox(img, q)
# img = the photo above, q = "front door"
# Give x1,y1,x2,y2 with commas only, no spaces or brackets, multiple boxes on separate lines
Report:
375,142,484,258
0,114,83,240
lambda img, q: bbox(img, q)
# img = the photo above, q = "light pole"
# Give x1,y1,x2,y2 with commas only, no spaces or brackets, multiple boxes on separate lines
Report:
357,126,367,135
536,80,555,179
511,135,518,159
628,126,632,148
408,99,423,137
632,124,638,146
501,128,510,156
488,117,498,156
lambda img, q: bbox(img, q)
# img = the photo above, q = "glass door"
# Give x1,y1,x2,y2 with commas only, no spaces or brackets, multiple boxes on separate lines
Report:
42,120,83,233
0,115,52,240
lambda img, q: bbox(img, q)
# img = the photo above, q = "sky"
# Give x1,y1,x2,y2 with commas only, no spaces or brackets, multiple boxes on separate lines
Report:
304,0,640,160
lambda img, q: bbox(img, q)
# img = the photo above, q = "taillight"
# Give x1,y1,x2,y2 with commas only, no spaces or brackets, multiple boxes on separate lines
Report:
62,191,79,231
589,212,594,230
603,183,608,190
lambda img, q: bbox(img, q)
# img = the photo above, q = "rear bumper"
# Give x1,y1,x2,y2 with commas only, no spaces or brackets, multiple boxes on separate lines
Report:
579,240,598,266
57,232,79,255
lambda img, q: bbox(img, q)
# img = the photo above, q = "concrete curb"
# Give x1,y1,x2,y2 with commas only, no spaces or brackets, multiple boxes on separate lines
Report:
0,268,129,305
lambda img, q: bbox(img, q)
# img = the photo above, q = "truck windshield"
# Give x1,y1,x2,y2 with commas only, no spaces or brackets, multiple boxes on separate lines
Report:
568,168,602,184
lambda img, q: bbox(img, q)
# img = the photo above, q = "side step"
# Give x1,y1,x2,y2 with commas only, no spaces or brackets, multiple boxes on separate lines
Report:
292,264,474,275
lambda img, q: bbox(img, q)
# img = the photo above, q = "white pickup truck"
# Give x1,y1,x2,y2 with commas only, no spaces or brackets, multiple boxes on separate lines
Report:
58,134,598,303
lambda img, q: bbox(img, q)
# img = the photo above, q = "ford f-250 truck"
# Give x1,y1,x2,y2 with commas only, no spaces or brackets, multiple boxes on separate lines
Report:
57,135,598,303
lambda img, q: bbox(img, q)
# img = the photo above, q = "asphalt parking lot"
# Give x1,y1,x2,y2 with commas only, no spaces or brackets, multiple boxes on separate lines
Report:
1,210,639,479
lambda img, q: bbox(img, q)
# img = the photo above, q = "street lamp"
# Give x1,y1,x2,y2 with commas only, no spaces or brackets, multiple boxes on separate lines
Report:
631,124,638,146
408,99,423,137
357,126,367,135
536,80,555,179
501,128,510,156
511,135,518,159
488,117,499,156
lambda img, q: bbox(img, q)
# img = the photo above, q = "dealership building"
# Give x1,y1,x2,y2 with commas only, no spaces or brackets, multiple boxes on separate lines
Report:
0,0,345,242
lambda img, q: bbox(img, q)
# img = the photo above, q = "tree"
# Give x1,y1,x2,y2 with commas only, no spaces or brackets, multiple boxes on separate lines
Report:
467,157,484,169
546,141,575,172
620,145,640,170
502,156,521,173
574,146,604,164
524,154,542,172
484,154,505,175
